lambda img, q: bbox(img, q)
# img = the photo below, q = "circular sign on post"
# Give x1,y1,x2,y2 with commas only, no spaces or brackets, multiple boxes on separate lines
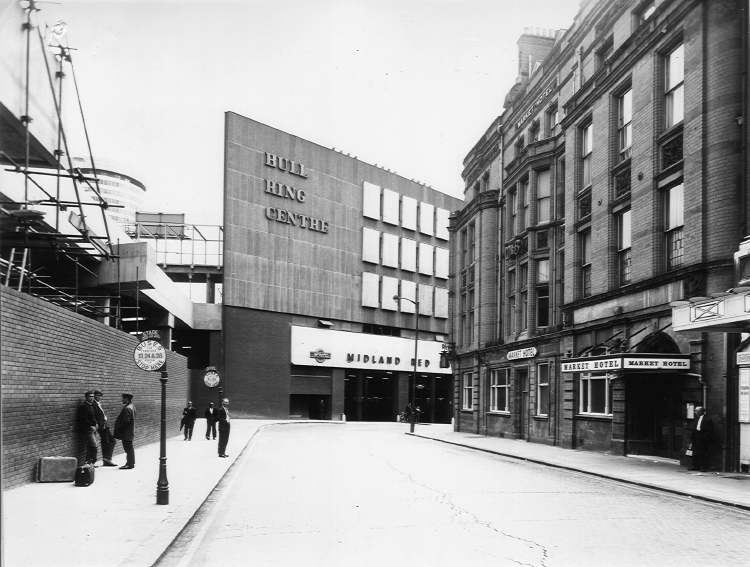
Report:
133,339,167,372
203,367,221,388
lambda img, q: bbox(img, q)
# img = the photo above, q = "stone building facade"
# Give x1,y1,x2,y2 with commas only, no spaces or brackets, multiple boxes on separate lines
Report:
450,0,749,471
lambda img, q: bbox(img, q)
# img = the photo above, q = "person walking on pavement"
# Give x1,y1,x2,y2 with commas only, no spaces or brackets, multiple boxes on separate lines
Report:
205,401,217,440
182,401,198,440
690,405,713,471
76,390,98,466
114,393,136,469
217,398,231,458
93,389,117,466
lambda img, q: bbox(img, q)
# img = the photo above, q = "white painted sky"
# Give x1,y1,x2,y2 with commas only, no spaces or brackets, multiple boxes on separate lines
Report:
40,0,580,225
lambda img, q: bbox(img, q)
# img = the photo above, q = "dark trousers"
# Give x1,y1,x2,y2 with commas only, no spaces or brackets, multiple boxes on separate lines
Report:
184,421,195,440
122,439,135,467
99,427,115,461
218,422,230,456
206,421,217,439
80,430,97,465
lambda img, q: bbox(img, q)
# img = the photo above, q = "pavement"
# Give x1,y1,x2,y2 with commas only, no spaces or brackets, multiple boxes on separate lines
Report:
409,424,750,510
3,419,750,567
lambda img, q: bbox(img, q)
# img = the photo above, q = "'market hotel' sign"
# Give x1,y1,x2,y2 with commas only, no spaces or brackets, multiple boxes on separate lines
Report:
561,354,691,373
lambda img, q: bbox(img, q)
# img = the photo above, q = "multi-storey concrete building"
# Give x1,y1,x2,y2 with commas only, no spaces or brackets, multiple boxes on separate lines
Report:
221,113,461,421
451,0,749,471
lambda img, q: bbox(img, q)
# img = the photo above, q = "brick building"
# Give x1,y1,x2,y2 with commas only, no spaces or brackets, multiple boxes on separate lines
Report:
451,0,749,471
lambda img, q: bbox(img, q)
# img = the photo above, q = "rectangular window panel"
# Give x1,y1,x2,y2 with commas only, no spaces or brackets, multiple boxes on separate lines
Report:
579,374,611,414
537,284,550,327
381,276,399,311
490,369,510,412
399,280,416,313
618,89,632,161
536,169,551,224
401,238,417,272
418,284,433,316
401,196,418,231
435,208,450,240
462,373,474,410
666,44,684,128
581,122,593,187
382,233,399,268
434,247,449,279
418,243,434,275
434,287,449,318
362,227,380,264
537,259,550,283
382,189,400,225
537,364,550,415
419,203,435,236
614,167,631,198
361,272,380,308
363,181,381,220
618,209,632,285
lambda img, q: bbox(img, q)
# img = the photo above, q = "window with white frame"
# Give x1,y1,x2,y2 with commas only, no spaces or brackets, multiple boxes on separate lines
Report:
579,372,611,415
618,88,632,162
665,44,684,128
490,369,510,412
617,208,632,285
462,372,474,410
665,183,684,269
537,364,550,416
536,259,550,328
536,169,551,224
545,103,559,136
581,122,593,187
580,228,592,298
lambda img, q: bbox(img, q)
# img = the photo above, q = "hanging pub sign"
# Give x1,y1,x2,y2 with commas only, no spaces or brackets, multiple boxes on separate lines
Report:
133,330,166,372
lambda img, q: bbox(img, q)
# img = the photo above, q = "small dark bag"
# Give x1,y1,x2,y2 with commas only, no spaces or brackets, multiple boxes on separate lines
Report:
74,463,95,487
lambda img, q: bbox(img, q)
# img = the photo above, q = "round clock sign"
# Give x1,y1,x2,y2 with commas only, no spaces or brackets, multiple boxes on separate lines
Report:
203,367,221,388
133,339,167,372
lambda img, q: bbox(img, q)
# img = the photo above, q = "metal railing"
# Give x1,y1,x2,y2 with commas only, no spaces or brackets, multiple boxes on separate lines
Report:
124,222,223,268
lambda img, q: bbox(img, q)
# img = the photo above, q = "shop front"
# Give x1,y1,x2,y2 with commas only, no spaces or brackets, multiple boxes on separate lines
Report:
291,326,452,423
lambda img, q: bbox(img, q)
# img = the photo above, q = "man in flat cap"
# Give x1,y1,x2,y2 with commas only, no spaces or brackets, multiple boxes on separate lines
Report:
76,390,98,466
93,389,117,466
114,393,136,469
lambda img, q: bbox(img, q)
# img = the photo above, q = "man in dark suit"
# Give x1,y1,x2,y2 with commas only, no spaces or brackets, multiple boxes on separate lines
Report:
182,401,198,440
76,390,98,465
205,401,217,440
690,405,713,471
93,389,117,466
217,398,231,458
114,393,136,469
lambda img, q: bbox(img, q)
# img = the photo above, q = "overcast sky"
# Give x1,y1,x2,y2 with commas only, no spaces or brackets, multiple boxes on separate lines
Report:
38,0,581,225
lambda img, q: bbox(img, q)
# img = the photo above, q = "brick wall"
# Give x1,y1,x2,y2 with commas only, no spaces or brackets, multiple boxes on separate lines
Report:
1,287,189,489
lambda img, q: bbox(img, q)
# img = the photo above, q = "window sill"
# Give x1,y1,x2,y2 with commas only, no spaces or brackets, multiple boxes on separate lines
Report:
576,413,613,421
533,414,549,420
460,409,474,413
488,411,511,416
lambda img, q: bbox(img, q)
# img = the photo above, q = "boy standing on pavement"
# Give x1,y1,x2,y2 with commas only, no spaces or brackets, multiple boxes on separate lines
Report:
93,389,117,466
114,393,136,469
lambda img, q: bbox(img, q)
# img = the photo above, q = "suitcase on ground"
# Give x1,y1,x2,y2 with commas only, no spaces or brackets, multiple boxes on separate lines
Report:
74,463,95,486
38,456,77,482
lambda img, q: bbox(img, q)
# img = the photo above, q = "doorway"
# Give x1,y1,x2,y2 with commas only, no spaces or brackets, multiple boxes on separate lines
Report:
626,374,684,459
344,371,397,421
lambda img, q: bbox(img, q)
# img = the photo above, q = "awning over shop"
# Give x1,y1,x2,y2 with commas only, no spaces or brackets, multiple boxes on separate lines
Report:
671,289,750,333
561,353,691,373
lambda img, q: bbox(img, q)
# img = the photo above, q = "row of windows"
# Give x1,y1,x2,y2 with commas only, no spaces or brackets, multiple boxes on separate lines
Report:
362,228,449,278
461,368,611,416
362,182,450,240
361,272,448,318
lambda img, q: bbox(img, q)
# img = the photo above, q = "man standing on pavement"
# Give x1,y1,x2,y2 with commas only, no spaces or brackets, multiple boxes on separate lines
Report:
690,405,713,471
205,401,217,440
76,390,98,466
182,401,198,440
114,393,136,469
93,389,117,466
217,398,231,458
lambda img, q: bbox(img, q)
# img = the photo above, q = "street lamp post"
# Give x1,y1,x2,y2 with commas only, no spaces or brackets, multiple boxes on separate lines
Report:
394,294,419,433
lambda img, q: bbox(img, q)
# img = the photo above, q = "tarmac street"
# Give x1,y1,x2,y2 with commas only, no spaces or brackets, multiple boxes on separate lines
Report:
157,422,750,567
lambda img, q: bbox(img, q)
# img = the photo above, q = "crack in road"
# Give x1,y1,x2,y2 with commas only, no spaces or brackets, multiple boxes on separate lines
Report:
379,451,550,567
